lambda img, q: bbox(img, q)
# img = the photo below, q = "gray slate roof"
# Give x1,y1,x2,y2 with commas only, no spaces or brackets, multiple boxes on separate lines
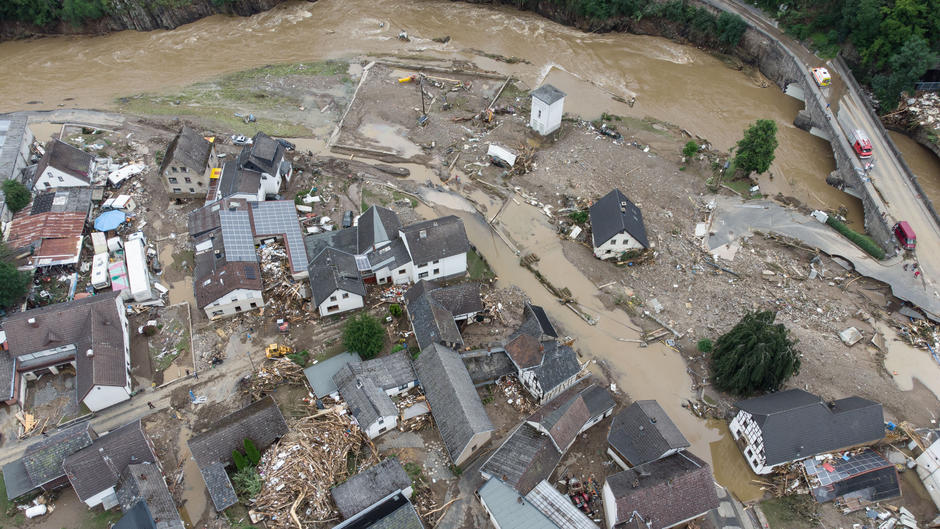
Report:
608,400,690,467
357,206,401,254
30,187,93,215
304,228,359,263
734,389,885,466
63,420,155,502
331,458,412,519
413,343,493,463
308,247,366,305
478,478,558,529
216,162,261,200
506,340,580,399
3,460,34,500
333,352,415,430
0,351,14,402
481,423,561,495
400,215,469,266
22,421,97,489
193,233,263,309
115,501,158,529
0,114,30,182
333,491,423,529
606,452,719,529
531,84,566,105
366,238,411,273
589,189,649,249
35,139,93,183
117,462,185,529
187,396,289,511
535,382,614,452
303,352,361,398
406,282,466,351
511,303,558,342
239,132,285,176
161,126,212,175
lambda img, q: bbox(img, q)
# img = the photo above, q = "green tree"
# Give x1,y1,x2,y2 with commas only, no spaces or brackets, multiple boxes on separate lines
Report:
683,141,699,158
60,0,110,26
871,35,937,110
389,303,403,318
244,438,261,466
0,260,30,309
343,313,385,359
231,467,263,499
734,119,778,175
716,11,747,46
3,179,30,214
710,311,801,396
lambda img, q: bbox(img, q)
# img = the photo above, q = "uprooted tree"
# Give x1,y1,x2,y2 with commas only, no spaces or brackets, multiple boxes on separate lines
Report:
709,310,800,396
343,313,385,359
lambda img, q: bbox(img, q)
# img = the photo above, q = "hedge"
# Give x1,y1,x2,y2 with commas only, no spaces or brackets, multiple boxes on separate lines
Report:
825,217,885,260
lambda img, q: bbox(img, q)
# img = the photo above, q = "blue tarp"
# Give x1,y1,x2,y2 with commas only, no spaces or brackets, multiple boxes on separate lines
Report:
94,210,126,232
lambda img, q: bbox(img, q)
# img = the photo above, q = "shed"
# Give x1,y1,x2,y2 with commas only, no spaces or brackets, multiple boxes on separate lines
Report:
530,84,566,136
303,352,361,399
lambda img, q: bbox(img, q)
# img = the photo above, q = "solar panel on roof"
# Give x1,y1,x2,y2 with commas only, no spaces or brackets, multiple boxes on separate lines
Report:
244,265,257,280
219,210,257,262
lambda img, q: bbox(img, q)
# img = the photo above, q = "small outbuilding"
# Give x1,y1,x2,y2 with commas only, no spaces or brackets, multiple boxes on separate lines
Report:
530,84,566,136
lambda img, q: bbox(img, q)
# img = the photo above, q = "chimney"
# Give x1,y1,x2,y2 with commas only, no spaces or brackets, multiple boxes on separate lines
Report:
419,229,427,239
650,417,657,424
86,349,94,358
215,250,222,259
28,317,37,328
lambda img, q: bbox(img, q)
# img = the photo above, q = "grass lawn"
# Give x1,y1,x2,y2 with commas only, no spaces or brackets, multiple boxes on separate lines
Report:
468,249,495,281
0,475,26,528
759,496,818,529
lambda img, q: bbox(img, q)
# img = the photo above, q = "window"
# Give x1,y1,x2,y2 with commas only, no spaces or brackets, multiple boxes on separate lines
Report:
327,305,339,312
399,383,409,390
172,167,178,173
330,295,337,302
433,259,440,264
189,188,195,193
537,109,542,119
433,268,440,275
172,188,181,193
250,302,257,308
235,306,242,312
212,310,223,316
185,177,192,183
378,417,384,424
198,181,204,186
342,293,349,299
418,271,428,279
606,249,613,254
168,177,178,184
378,426,387,434
57,175,64,182
398,269,407,275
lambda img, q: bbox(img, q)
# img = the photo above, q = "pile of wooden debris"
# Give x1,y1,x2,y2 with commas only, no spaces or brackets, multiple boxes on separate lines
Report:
241,358,307,399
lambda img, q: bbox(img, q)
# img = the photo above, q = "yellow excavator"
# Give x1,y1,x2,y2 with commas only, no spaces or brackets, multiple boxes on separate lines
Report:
265,344,293,359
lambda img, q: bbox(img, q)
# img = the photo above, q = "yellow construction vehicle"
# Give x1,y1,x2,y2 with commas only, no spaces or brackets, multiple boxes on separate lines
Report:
265,344,293,359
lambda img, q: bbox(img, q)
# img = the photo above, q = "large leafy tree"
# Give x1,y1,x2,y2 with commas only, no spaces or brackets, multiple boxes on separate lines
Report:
710,311,801,396
0,260,30,309
871,35,937,110
734,119,778,175
2,179,30,214
342,313,385,359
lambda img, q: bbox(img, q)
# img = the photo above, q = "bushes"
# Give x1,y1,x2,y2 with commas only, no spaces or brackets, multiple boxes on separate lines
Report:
683,141,699,158
244,439,261,466
232,450,249,471
389,303,403,318
2,180,30,214
231,467,263,499
568,210,589,224
825,217,886,260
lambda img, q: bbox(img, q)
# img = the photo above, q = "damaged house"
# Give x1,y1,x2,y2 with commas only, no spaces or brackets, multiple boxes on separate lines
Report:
607,400,690,470
2,422,97,500
330,458,413,520
0,114,35,223
405,280,482,351
801,448,900,508
187,396,289,512
729,389,885,475
504,305,582,404
206,132,290,203
115,461,185,529
478,477,598,529
0,291,132,412
307,247,366,316
332,351,418,439
589,189,649,260
159,126,218,199
32,139,96,191
5,187,92,270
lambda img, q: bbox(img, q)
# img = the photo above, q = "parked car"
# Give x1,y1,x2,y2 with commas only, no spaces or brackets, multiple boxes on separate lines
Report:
894,221,916,250
232,134,252,146
276,138,296,151
342,210,354,228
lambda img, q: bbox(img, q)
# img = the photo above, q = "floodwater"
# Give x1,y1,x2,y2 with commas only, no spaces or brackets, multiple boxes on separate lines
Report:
879,321,940,400
0,0,904,223
177,425,209,527
888,131,940,209
707,419,764,502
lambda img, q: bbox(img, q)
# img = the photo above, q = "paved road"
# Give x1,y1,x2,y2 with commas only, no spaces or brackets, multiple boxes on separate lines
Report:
708,197,938,318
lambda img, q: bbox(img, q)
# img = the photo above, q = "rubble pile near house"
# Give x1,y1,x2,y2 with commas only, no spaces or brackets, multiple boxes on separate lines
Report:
252,412,379,528
242,358,306,399
260,241,307,320
891,318,940,352
462,286,528,348
395,389,433,432
494,375,537,415
900,92,940,134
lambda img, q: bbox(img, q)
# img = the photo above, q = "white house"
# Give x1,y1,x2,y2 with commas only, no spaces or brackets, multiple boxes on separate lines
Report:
33,139,95,191
588,189,649,260
916,436,940,511
206,162,280,203
0,292,132,413
399,216,469,283
193,234,265,319
308,248,366,316
530,84,565,136
729,389,885,475
332,352,418,439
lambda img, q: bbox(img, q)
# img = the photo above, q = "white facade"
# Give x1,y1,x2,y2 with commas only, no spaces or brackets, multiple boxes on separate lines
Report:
318,289,364,316
607,446,681,471
519,368,579,405
409,253,466,283
602,481,618,529
375,263,413,285
204,288,265,319
82,486,117,509
528,407,613,452
363,414,399,439
34,164,92,191
530,96,564,136
259,172,281,198
592,230,644,259
729,410,774,474
916,438,940,511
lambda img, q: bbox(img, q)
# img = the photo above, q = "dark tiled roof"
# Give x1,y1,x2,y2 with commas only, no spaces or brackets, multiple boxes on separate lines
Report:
606,452,719,529
35,140,93,183
30,188,93,215
0,113,29,182
357,206,401,254
531,84,566,105
240,132,284,175
333,492,423,529
333,352,415,430
608,401,690,467
308,248,366,305
505,334,543,370
527,304,558,338
734,389,885,466
400,215,469,266
481,423,562,495
188,397,288,512
0,351,13,401
581,385,616,417
406,282,465,351
2,460,35,500
216,162,261,200
188,201,223,238
460,349,516,385
304,228,359,264
2,292,127,402
114,501,157,529
161,126,212,175
193,235,263,309
589,189,649,249
331,458,412,519
528,342,581,397
347,351,416,390
22,422,97,488
413,343,493,463
366,238,411,273
63,420,155,502
117,462,185,529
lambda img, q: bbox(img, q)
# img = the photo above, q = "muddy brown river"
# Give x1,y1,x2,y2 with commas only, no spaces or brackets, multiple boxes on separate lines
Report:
3,0,938,504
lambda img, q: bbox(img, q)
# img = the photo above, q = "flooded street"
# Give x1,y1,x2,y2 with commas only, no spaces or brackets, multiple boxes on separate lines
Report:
4,0,932,223
880,321,940,401
888,131,940,208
